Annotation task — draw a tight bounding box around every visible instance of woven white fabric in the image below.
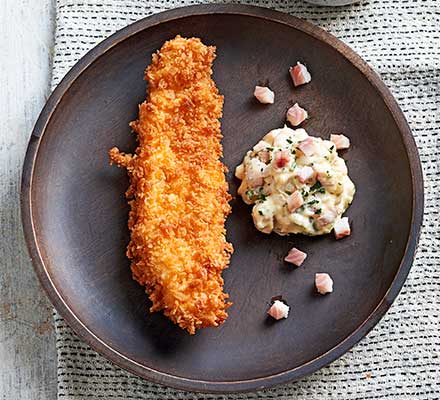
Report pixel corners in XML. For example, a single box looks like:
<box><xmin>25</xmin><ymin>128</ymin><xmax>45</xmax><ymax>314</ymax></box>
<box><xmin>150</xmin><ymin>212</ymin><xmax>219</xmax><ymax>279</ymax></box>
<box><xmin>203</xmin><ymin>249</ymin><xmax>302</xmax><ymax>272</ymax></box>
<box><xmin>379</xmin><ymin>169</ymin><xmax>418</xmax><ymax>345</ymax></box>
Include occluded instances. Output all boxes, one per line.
<box><xmin>51</xmin><ymin>0</ymin><xmax>440</xmax><ymax>399</ymax></box>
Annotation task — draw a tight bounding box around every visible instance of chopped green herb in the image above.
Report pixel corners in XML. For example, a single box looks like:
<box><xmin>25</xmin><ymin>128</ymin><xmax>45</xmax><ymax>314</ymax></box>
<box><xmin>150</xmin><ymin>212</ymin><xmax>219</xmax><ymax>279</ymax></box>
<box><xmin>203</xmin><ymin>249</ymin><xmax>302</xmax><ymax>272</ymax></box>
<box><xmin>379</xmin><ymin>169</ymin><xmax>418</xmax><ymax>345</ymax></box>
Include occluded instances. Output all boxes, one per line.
<box><xmin>246</xmin><ymin>188</ymin><xmax>267</xmax><ymax>202</ymax></box>
<box><xmin>315</xmin><ymin>208</ymin><xmax>322</xmax><ymax>215</ymax></box>
<box><xmin>245</xmin><ymin>189</ymin><xmax>254</xmax><ymax>198</ymax></box>
<box><xmin>301</xmin><ymin>189</ymin><xmax>309</xmax><ymax>198</ymax></box>
<box><xmin>285</xmin><ymin>190</ymin><xmax>293</xmax><ymax>195</ymax></box>
<box><xmin>310</xmin><ymin>181</ymin><xmax>322</xmax><ymax>191</ymax></box>
<box><xmin>258</xmin><ymin>193</ymin><xmax>268</xmax><ymax>201</ymax></box>
<box><xmin>324</xmin><ymin>156</ymin><xmax>330</xmax><ymax>161</ymax></box>
<box><xmin>286</xmin><ymin>138</ymin><xmax>293</xmax><ymax>144</ymax></box>
<box><xmin>307</xmin><ymin>200</ymin><xmax>319</xmax><ymax>206</ymax></box>
<box><xmin>326</xmin><ymin>171</ymin><xmax>332</xmax><ymax>178</ymax></box>
<box><xmin>309</xmin><ymin>182</ymin><xmax>326</xmax><ymax>195</ymax></box>
<box><xmin>258</xmin><ymin>210</ymin><xmax>264</xmax><ymax>216</ymax></box>
<box><xmin>338</xmin><ymin>182</ymin><xmax>342</xmax><ymax>186</ymax></box>
<box><xmin>329</xmin><ymin>145</ymin><xmax>335</xmax><ymax>152</ymax></box>
<box><xmin>266</xmin><ymin>147</ymin><xmax>274</xmax><ymax>151</ymax></box>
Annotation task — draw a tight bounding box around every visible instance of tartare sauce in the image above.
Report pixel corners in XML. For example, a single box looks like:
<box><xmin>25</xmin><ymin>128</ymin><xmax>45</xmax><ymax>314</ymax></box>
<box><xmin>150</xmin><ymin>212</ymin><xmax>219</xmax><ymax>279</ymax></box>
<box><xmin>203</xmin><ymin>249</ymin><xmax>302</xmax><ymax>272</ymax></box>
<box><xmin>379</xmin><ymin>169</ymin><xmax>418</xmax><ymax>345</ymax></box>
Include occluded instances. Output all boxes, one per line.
<box><xmin>235</xmin><ymin>126</ymin><xmax>355</xmax><ymax>236</ymax></box>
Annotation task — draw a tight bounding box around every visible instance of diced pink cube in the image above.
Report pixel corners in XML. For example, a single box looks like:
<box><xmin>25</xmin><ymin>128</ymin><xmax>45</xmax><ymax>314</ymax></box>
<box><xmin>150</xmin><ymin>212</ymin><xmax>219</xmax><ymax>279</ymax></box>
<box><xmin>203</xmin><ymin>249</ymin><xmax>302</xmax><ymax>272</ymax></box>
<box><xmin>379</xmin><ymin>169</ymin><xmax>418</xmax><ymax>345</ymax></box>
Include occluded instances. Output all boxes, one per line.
<box><xmin>287</xmin><ymin>191</ymin><xmax>304</xmax><ymax>213</ymax></box>
<box><xmin>330</xmin><ymin>134</ymin><xmax>350</xmax><ymax>150</ymax></box>
<box><xmin>258</xmin><ymin>150</ymin><xmax>271</xmax><ymax>163</ymax></box>
<box><xmin>254</xmin><ymin>86</ymin><xmax>275</xmax><ymax>104</ymax></box>
<box><xmin>315</xmin><ymin>273</ymin><xmax>333</xmax><ymax>295</ymax></box>
<box><xmin>298</xmin><ymin>137</ymin><xmax>315</xmax><ymax>156</ymax></box>
<box><xmin>284</xmin><ymin>247</ymin><xmax>307</xmax><ymax>267</ymax></box>
<box><xmin>289</xmin><ymin>62</ymin><xmax>312</xmax><ymax>87</ymax></box>
<box><xmin>296</xmin><ymin>166</ymin><xmax>315</xmax><ymax>183</ymax></box>
<box><xmin>286</xmin><ymin>103</ymin><xmax>308</xmax><ymax>127</ymax></box>
<box><xmin>315</xmin><ymin>210</ymin><xmax>337</xmax><ymax>229</ymax></box>
<box><xmin>267</xmin><ymin>300</ymin><xmax>290</xmax><ymax>320</ymax></box>
<box><xmin>334</xmin><ymin>217</ymin><xmax>351</xmax><ymax>239</ymax></box>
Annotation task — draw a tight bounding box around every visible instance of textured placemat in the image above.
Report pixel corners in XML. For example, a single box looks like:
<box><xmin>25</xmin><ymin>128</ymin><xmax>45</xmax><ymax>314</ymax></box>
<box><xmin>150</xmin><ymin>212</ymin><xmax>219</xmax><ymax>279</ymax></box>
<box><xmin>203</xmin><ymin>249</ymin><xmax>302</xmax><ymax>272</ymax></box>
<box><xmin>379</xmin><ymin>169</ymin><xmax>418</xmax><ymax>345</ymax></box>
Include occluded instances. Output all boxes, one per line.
<box><xmin>51</xmin><ymin>1</ymin><xmax>440</xmax><ymax>398</ymax></box>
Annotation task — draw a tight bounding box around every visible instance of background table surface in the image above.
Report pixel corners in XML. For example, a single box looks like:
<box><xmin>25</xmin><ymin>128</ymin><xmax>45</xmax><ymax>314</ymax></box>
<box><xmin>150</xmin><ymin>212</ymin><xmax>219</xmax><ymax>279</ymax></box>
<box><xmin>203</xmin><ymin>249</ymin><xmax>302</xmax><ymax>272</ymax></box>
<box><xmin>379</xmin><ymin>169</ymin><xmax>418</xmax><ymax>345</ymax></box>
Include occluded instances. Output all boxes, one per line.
<box><xmin>1</xmin><ymin>1</ymin><xmax>438</xmax><ymax>399</ymax></box>
<box><xmin>0</xmin><ymin>1</ymin><xmax>57</xmax><ymax>399</ymax></box>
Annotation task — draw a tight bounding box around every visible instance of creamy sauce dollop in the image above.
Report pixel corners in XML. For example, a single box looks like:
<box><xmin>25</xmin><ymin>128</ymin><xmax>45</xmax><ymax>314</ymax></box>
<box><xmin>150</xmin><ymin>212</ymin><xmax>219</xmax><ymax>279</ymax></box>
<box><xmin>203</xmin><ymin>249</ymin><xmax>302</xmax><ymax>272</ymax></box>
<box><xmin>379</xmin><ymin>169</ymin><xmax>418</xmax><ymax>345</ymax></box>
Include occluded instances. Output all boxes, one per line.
<box><xmin>235</xmin><ymin>127</ymin><xmax>355</xmax><ymax>236</ymax></box>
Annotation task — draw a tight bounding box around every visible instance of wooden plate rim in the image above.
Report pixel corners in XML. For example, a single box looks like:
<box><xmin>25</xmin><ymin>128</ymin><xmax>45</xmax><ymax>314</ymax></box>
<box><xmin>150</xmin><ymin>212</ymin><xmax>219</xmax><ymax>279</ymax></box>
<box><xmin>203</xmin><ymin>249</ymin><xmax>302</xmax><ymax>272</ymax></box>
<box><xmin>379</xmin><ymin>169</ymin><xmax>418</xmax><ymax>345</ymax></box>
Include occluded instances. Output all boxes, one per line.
<box><xmin>20</xmin><ymin>4</ymin><xmax>424</xmax><ymax>393</ymax></box>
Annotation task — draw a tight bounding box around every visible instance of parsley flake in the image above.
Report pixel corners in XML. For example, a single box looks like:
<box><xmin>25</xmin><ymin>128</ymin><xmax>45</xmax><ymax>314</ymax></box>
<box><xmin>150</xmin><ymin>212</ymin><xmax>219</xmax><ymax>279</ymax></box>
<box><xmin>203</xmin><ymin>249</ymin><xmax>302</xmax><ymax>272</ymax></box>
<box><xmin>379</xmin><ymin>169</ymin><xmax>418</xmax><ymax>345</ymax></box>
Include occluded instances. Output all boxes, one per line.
<box><xmin>246</xmin><ymin>188</ymin><xmax>267</xmax><ymax>202</ymax></box>
<box><xmin>245</xmin><ymin>189</ymin><xmax>254</xmax><ymax>198</ymax></box>
<box><xmin>258</xmin><ymin>193</ymin><xmax>268</xmax><ymax>201</ymax></box>
<box><xmin>310</xmin><ymin>182</ymin><xmax>326</xmax><ymax>195</ymax></box>
<box><xmin>310</xmin><ymin>181</ymin><xmax>322</xmax><ymax>191</ymax></box>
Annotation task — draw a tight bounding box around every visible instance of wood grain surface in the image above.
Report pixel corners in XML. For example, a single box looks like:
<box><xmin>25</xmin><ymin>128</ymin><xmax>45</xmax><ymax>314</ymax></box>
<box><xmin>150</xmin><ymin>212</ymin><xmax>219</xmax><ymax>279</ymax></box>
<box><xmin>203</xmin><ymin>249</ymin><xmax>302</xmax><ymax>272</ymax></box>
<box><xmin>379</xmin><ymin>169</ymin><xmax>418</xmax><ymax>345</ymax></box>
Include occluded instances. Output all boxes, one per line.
<box><xmin>0</xmin><ymin>1</ymin><xmax>57</xmax><ymax>399</ymax></box>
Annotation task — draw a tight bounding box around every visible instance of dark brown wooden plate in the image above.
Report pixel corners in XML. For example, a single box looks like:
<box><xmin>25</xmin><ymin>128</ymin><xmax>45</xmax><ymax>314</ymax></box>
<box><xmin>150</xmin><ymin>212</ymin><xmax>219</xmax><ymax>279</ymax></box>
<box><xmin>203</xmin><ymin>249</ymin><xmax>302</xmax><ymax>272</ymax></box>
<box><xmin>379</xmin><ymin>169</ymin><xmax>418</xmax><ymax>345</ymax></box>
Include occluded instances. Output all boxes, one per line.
<box><xmin>21</xmin><ymin>4</ymin><xmax>423</xmax><ymax>393</ymax></box>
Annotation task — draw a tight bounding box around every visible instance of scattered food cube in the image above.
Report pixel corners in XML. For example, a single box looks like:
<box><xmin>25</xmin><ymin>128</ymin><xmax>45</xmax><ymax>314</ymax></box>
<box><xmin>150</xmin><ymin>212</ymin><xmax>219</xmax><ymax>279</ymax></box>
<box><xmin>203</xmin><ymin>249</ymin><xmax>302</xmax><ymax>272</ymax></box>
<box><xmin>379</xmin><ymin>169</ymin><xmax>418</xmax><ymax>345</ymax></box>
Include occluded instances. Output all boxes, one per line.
<box><xmin>287</xmin><ymin>191</ymin><xmax>304</xmax><ymax>213</ymax></box>
<box><xmin>295</xmin><ymin>165</ymin><xmax>315</xmax><ymax>183</ymax></box>
<box><xmin>254</xmin><ymin>86</ymin><xmax>275</xmax><ymax>104</ymax></box>
<box><xmin>253</xmin><ymin>140</ymin><xmax>272</xmax><ymax>163</ymax></box>
<box><xmin>267</xmin><ymin>300</ymin><xmax>290</xmax><ymax>320</ymax></box>
<box><xmin>298</xmin><ymin>137</ymin><xmax>315</xmax><ymax>156</ymax></box>
<box><xmin>289</xmin><ymin>62</ymin><xmax>312</xmax><ymax>87</ymax></box>
<box><xmin>334</xmin><ymin>217</ymin><xmax>351</xmax><ymax>239</ymax></box>
<box><xmin>284</xmin><ymin>247</ymin><xmax>307</xmax><ymax>266</ymax></box>
<box><xmin>330</xmin><ymin>134</ymin><xmax>350</xmax><ymax>150</ymax></box>
<box><xmin>315</xmin><ymin>273</ymin><xmax>333</xmax><ymax>295</ymax></box>
<box><xmin>258</xmin><ymin>150</ymin><xmax>271</xmax><ymax>163</ymax></box>
<box><xmin>286</xmin><ymin>103</ymin><xmax>308</xmax><ymax>126</ymax></box>
<box><xmin>315</xmin><ymin>210</ymin><xmax>337</xmax><ymax>229</ymax></box>
<box><xmin>245</xmin><ymin>158</ymin><xmax>268</xmax><ymax>187</ymax></box>
<box><xmin>253</xmin><ymin>140</ymin><xmax>270</xmax><ymax>152</ymax></box>
<box><xmin>235</xmin><ymin>164</ymin><xmax>245</xmax><ymax>180</ymax></box>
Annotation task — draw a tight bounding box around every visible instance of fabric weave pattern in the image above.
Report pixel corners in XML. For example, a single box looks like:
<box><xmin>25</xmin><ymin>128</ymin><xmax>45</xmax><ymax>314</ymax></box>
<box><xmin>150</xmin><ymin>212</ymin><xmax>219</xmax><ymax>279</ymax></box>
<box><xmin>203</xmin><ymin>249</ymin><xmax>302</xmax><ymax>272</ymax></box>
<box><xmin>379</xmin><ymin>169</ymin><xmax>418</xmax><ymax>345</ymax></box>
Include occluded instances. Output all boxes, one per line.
<box><xmin>52</xmin><ymin>1</ymin><xmax>440</xmax><ymax>398</ymax></box>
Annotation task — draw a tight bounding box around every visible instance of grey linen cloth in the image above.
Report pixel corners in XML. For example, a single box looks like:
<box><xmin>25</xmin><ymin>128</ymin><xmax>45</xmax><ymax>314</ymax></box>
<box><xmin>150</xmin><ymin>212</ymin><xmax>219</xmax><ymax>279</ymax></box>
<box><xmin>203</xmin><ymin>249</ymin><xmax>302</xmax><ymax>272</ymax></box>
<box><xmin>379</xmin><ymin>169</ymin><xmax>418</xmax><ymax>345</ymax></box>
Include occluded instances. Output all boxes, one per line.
<box><xmin>51</xmin><ymin>0</ymin><xmax>440</xmax><ymax>398</ymax></box>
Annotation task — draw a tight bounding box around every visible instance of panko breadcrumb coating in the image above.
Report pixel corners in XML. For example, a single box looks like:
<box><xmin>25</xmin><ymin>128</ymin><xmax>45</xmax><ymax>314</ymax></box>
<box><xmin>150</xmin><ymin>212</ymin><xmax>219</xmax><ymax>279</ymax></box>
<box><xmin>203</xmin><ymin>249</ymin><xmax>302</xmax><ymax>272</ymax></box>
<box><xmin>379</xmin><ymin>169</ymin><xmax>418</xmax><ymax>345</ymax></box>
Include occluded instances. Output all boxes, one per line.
<box><xmin>109</xmin><ymin>36</ymin><xmax>233</xmax><ymax>334</ymax></box>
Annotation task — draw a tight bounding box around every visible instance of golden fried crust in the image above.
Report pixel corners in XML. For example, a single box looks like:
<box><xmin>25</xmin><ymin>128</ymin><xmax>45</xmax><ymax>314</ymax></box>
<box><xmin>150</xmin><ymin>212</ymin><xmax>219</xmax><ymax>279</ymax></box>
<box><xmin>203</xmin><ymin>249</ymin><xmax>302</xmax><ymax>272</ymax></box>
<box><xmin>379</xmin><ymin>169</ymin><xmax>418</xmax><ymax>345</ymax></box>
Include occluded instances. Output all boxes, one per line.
<box><xmin>109</xmin><ymin>36</ymin><xmax>233</xmax><ymax>334</ymax></box>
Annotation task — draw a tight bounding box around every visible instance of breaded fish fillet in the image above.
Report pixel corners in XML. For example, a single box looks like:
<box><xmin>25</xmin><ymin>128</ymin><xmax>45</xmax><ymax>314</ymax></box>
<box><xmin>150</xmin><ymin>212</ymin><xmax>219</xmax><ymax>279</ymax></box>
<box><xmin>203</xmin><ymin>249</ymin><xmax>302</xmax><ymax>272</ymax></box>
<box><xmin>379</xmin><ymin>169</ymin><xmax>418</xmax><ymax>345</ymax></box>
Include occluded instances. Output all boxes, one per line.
<box><xmin>109</xmin><ymin>36</ymin><xmax>233</xmax><ymax>334</ymax></box>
